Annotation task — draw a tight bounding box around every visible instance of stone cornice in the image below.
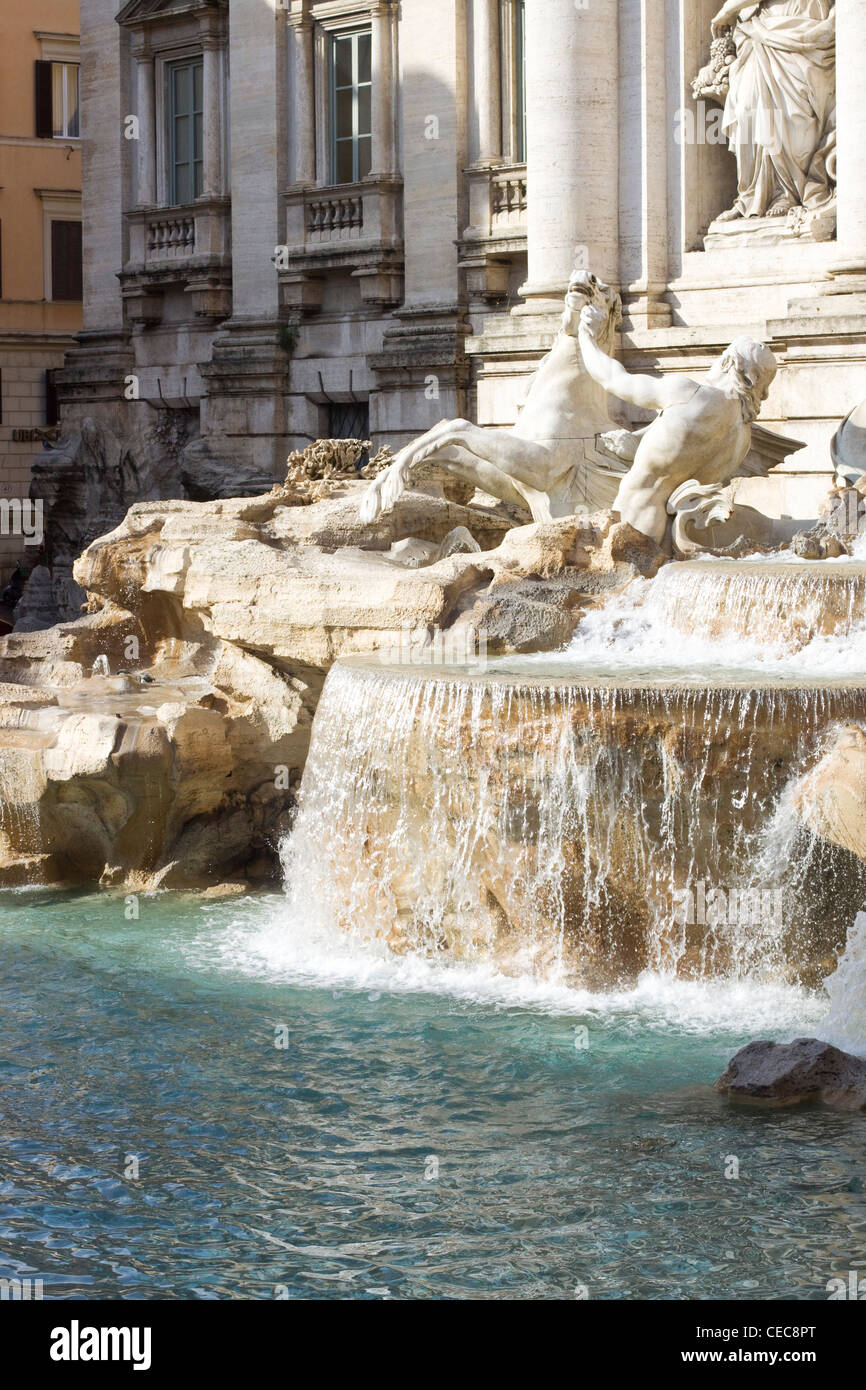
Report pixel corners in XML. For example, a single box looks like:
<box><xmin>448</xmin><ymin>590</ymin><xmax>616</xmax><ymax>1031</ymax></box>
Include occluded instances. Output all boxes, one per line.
<box><xmin>116</xmin><ymin>0</ymin><xmax>226</xmax><ymax>29</ymax></box>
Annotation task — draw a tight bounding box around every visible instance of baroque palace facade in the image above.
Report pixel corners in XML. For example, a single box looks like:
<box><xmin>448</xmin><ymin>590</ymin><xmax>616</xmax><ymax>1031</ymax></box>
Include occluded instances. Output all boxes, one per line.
<box><xmin>49</xmin><ymin>0</ymin><xmax>866</xmax><ymax>546</ymax></box>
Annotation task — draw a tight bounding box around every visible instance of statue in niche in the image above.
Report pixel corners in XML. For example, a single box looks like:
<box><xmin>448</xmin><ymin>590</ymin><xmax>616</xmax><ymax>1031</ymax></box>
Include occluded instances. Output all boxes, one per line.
<box><xmin>696</xmin><ymin>1</ymin><xmax>836</xmax><ymax>230</ymax></box>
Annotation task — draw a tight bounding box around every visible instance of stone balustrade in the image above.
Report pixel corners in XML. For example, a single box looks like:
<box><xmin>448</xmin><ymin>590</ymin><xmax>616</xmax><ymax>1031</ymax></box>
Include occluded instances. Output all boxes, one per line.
<box><xmin>306</xmin><ymin>192</ymin><xmax>364</xmax><ymax>240</ymax></box>
<box><xmin>280</xmin><ymin>177</ymin><xmax>404</xmax><ymax>313</ymax></box>
<box><xmin>145</xmin><ymin>215</ymin><xmax>196</xmax><ymax>259</ymax></box>
<box><xmin>120</xmin><ymin>197</ymin><xmax>232</xmax><ymax>323</ymax></box>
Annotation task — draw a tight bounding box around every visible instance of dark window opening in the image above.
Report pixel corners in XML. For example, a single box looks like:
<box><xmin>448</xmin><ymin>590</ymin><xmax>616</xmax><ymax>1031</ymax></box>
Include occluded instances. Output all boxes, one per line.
<box><xmin>50</xmin><ymin>220</ymin><xmax>83</xmax><ymax>301</ymax></box>
<box><xmin>45</xmin><ymin>370</ymin><xmax>59</xmax><ymax>426</ymax></box>
<box><xmin>328</xmin><ymin>401</ymin><xmax>370</xmax><ymax>444</ymax></box>
<box><xmin>168</xmin><ymin>58</ymin><xmax>204</xmax><ymax>205</ymax></box>
<box><xmin>35</xmin><ymin>60</ymin><xmax>80</xmax><ymax>139</ymax></box>
<box><xmin>515</xmin><ymin>0</ymin><xmax>526</xmax><ymax>164</ymax></box>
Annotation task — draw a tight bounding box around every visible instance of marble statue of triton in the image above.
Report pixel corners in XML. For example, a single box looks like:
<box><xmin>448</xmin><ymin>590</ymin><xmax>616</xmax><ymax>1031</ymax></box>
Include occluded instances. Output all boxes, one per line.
<box><xmin>360</xmin><ymin>270</ymin><xmax>629</xmax><ymax>525</ymax></box>
<box><xmin>711</xmin><ymin>0</ymin><xmax>836</xmax><ymax>221</ymax></box>
<box><xmin>577</xmin><ymin>304</ymin><xmax>778</xmax><ymax>544</ymax></box>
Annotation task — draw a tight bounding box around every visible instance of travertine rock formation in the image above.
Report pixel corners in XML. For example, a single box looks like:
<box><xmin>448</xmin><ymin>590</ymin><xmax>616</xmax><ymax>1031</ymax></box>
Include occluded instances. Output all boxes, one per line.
<box><xmin>792</xmin><ymin>723</ymin><xmax>866</xmax><ymax>864</ymax></box>
<box><xmin>0</xmin><ymin>485</ymin><xmax>657</xmax><ymax>889</ymax></box>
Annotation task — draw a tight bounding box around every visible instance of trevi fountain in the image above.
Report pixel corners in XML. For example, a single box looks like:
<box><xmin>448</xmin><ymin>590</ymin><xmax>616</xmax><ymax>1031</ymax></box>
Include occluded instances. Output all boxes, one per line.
<box><xmin>3</xmin><ymin>0</ymin><xmax>866</xmax><ymax>1309</ymax></box>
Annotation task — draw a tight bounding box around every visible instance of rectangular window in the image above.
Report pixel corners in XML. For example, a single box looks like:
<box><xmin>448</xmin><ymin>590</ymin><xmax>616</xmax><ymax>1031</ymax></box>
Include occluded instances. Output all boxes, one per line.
<box><xmin>168</xmin><ymin>58</ymin><xmax>204</xmax><ymax>206</ymax></box>
<box><xmin>52</xmin><ymin>62</ymin><xmax>80</xmax><ymax>139</ymax></box>
<box><xmin>45</xmin><ymin>370</ymin><xmax>59</xmax><ymax>427</ymax></box>
<box><xmin>36</xmin><ymin>61</ymin><xmax>80</xmax><ymax>139</ymax></box>
<box><xmin>328</xmin><ymin>401</ymin><xmax>369</xmax><ymax>443</ymax></box>
<box><xmin>330</xmin><ymin>30</ymin><xmax>372</xmax><ymax>185</ymax></box>
<box><xmin>50</xmin><ymin>220</ymin><xmax>83</xmax><ymax>301</ymax></box>
<box><xmin>515</xmin><ymin>0</ymin><xmax>526</xmax><ymax>164</ymax></box>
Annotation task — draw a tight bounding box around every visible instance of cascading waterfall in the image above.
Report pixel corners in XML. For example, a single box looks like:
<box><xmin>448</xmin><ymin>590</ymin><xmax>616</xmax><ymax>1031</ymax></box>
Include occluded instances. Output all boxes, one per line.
<box><xmin>283</xmin><ymin>654</ymin><xmax>866</xmax><ymax>989</ymax></box>
<box><xmin>637</xmin><ymin>559</ymin><xmax>866</xmax><ymax>649</ymax></box>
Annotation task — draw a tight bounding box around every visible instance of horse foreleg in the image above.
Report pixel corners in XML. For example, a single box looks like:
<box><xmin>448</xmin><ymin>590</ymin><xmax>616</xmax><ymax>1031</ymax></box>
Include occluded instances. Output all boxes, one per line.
<box><xmin>360</xmin><ymin>418</ymin><xmax>472</xmax><ymax>522</ymax></box>
<box><xmin>413</xmin><ymin>444</ymin><xmax>529</xmax><ymax>511</ymax></box>
<box><xmin>361</xmin><ymin>420</ymin><xmax>555</xmax><ymax>523</ymax></box>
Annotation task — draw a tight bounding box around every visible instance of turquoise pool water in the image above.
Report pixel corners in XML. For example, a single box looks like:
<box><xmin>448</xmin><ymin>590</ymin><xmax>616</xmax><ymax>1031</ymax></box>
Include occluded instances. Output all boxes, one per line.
<box><xmin>0</xmin><ymin>888</ymin><xmax>862</xmax><ymax>1301</ymax></box>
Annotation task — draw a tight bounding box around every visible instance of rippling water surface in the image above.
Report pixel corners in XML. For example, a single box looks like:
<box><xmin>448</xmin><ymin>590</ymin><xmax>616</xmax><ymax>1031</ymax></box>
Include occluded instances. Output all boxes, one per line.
<box><xmin>0</xmin><ymin>889</ymin><xmax>863</xmax><ymax>1301</ymax></box>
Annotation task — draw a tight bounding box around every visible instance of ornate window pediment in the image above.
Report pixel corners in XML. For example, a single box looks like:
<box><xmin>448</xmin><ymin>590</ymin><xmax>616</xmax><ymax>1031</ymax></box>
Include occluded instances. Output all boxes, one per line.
<box><xmin>116</xmin><ymin>0</ymin><xmax>225</xmax><ymax>26</ymax></box>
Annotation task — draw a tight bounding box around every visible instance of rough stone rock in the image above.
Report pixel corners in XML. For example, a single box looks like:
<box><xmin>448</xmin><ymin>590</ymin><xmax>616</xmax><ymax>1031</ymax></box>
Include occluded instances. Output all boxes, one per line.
<box><xmin>0</xmin><ymin>484</ymin><xmax>668</xmax><ymax>888</ymax></box>
<box><xmin>716</xmin><ymin>1038</ymin><xmax>866</xmax><ymax>1111</ymax></box>
<box><xmin>792</xmin><ymin>724</ymin><xmax>866</xmax><ymax>864</ymax></box>
<box><xmin>486</xmin><ymin>514</ymin><xmax>663</xmax><ymax>583</ymax></box>
<box><xmin>16</xmin><ymin>416</ymin><xmax>192</xmax><ymax>631</ymax></box>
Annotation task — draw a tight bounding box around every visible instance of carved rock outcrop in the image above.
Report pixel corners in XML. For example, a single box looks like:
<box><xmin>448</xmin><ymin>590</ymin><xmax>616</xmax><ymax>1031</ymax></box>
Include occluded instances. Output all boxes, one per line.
<box><xmin>0</xmin><ymin>484</ymin><xmax>660</xmax><ymax>888</ymax></box>
<box><xmin>791</xmin><ymin>724</ymin><xmax>866</xmax><ymax>864</ymax></box>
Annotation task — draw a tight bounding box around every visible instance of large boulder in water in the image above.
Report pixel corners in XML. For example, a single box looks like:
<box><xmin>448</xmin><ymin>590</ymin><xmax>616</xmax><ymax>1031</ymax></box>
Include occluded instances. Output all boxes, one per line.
<box><xmin>716</xmin><ymin>1038</ymin><xmax>866</xmax><ymax>1111</ymax></box>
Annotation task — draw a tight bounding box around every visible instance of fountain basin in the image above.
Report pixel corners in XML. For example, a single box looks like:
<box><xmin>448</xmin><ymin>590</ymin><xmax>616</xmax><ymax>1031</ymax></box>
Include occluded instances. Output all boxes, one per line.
<box><xmin>285</xmin><ymin>655</ymin><xmax>866</xmax><ymax>988</ymax></box>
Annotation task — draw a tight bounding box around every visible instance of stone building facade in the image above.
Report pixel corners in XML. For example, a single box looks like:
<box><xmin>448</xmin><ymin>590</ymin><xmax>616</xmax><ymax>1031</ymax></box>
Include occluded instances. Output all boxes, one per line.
<box><xmin>0</xmin><ymin>0</ymin><xmax>82</xmax><ymax>585</ymax></box>
<box><xmin>46</xmin><ymin>0</ymin><xmax>866</xmax><ymax>580</ymax></box>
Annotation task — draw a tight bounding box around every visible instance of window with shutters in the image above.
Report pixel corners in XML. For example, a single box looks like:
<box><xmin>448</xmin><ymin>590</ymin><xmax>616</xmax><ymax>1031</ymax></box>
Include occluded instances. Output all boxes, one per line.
<box><xmin>50</xmin><ymin>221</ymin><xmax>83</xmax><ymax>301</ymax></box>
<box><xmin>329</xmin><ymin>30</ymin><xmax>372</xmax><ymax>186</ymax></box>
<box><xmin>167</xmin><ymin>58</ymin><xmax>204</xmax><ymax>206</ymax></box>
<box><xmin>35</xmin><ymin>60</ymin><xmax>80</xmax><ymax>140</ymax></box>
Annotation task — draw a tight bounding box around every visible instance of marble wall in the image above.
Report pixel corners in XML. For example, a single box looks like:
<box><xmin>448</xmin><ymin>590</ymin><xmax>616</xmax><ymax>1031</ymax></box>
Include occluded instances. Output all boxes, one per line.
<box><xmin>55</xmin><ymin>0</ymin><xmax>865</xmax><ymax>521</ymax></box>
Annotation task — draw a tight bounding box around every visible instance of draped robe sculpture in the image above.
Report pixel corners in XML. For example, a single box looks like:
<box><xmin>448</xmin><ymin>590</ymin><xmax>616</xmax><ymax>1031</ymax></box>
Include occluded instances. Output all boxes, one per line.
<box><xmin>703</xmin><ymin>0</ymin><xmax>836</xmax><ymax>223</ymax></box>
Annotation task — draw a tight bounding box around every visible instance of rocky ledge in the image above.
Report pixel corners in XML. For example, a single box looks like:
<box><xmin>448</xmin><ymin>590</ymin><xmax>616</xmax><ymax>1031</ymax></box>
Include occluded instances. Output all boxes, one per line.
<box><xmin>716</xmin><ymin>1037</ymin><xmax>866</xmax><ymax>1111</ymax></box>
<box><xmin>0</xmin><ymin>477</ymin><xmax>662</xmax><ymax>891</ymax></box>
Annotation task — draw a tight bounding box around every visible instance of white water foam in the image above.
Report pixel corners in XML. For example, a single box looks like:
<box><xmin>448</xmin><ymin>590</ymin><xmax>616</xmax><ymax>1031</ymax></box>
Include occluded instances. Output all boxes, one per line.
<box><xmin>545</xmin><ymin>563</ymin><xmax>866</xmax><ymax>683</ymax></box>
<box><xmin>228</xmin><ymin>554</ymin><xmax>866</xmax><ymax>1044</ymax></box>
<box><xmin>193</xmin><ymin>894</ymin><xmax>826</xmax><ymax>1040</ymax></box>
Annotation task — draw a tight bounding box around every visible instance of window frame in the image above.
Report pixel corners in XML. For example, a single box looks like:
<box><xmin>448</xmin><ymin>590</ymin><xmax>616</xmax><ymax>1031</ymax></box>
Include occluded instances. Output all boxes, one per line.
<box><xmin>37</xmin><ymin>190</ymin><xmax>82</xmax><ymax>303</ymax></box>
<box><xmin>51</xmin><ymin>61</ymin><xmax>81</xmax><ymax>140</ymax></box>
<box><xmin>500</xmin><ymin>0</ymin><xmax>527</xmax><ymax>166</ymax></box>
<box><xmin>49</xmin><ymin>219</ymin><xmax>83</xmax><ymax>302</ymax></box>
<box><xmin>328</xmin><ymin>27</ymin><xmax>373</xmax><ymax>186</ymax></box>
<box><xmin>34</xmin><ymin>33</ymin><xmax>81</xmax><ymax>142</ymax></box>
<box><xmin>166</xmin><ymin>54</ymin><xmax>205</xmax><ymax>207</ymax></box>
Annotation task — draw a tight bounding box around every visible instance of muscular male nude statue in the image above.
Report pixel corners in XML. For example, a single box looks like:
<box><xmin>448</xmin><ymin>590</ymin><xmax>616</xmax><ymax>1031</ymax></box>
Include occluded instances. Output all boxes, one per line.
<box><xmin>577</xmin><ymin>303</ymin><xmax>778</xmax><ymax>544</ymax></box>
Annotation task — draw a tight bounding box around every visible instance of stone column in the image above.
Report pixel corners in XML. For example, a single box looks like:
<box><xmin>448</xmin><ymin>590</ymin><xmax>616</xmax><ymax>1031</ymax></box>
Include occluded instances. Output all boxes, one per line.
<box><xmin>618</xmin><ymin>0</ymin><xmax>670</xmax><ymax>329</ymax></box>
<box><xmin>202</xmin><ymin>39</ymin><xmax>222</xmax><ymax>198</ymax></box>
<box><xmin>227</xmin><ymin>0</ymin><xmax>281</xmax><ymax>318</ymax></box>
<box><xmin>832</xmin><ymin>0</ymin><xmax>866</xmax><ymax>292</ymax></box>
<box><xmin>370</xmin><ymin>2</ymin><xmax>395</xmax><ymax>178</ymax></box>
<box><xmin>202</xmin><ymin>0</ymin><xmax>290</xmax><ymax>483</ymax></box>
<box><xmin>289</xmin><ymin>12</ymin><xmax>316</xmax><ymax>185</ymax></box>
<box><xmin>471</xmin><ymin>0</ymin><xmax>502</xmax><ymax>167</ymax></box>
<box><xmin>133</xmin><ymin>43</ymin><xmax>156</xmax><ymax>207</ymax></box>
<box><xmin>519</xmin><ymin>0</ymin><xmax>619</xmax><ymax>311</ymax></box>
